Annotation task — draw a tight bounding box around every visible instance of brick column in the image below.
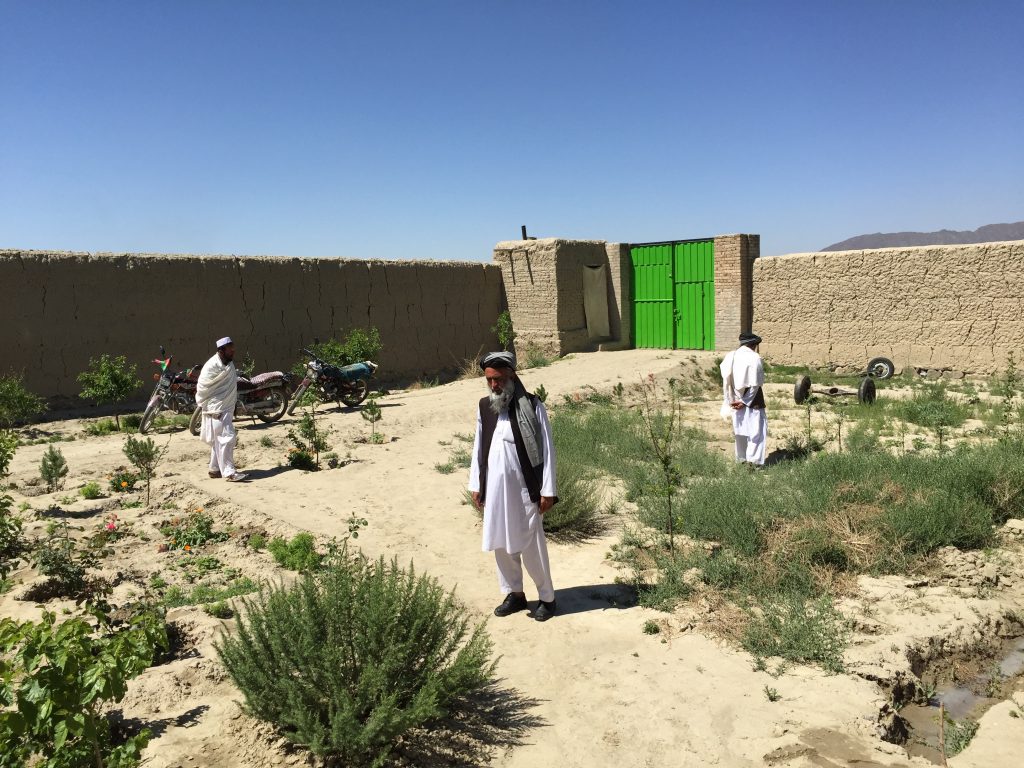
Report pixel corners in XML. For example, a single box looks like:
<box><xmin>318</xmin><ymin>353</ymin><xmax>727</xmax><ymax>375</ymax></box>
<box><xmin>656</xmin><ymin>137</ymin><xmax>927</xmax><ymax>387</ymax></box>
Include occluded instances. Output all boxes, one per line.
<box><xmin>604</xmin><ymin>242</ymin><xmax>632</xmax><ymax>347</ymax></box>
<box><xmin>713</xmin><ymin>234</ymin><xmax>759</xmax><ymax>351</ymax></box>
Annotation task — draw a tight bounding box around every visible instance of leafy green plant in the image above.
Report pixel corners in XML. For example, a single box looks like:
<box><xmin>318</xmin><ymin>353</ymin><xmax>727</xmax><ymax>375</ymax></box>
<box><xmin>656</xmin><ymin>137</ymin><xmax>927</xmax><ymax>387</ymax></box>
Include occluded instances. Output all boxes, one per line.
<box><xmin>0</xmin><ymin>372</ymin><xmax>45</xmax><ymax>428</ymax></box>
<box><xmin>31</xmin><ymin>521</ymin><xmax>99</xmax><ymax>597</ymax></box>
<box><xmin>216</xmin><ymin>550</ymin><xmax>495</xmax><ymax>768</ymax></box>
<box><xmin>204</xmin><ymin>600</ymin><xmax>234</xmax><ymax>619</ymax></box>
<box><xmin>161</xmin><ymin>509</ymin><xmax>227</xmax><ymax>550</ymax></box>
<box><xmin>122</xmin><ymin>434</ymin><xmax>167</xmax><ymax>507</ymax></box>
<box><xmin>522</xmin><ymin>343</ymin><xmax>552</xmax><ymax>369</ymax></box>
<box><xmin>0</xmin><ymin>605</ymin><xmax>167</xmax><ymax>767</ymax></box>
<box><xmin>84</xmin><ymin>418</ymin><xmax>119</xmax><ymax>437</ymax></box>
<box><xmin>361</xmin><ymin>396</ymin><xmax>382</xmax><ymax>443</ymax></box>
<box><xmin>288</xmin><ymin>404</ymin><xmax>331</xmax><ymax>470</ymax></box>
<box><xmin>299</xmin><ymin>327</ymin><xmax>383</xmax><ymax>374</ymax></box>
<box><xmin>642</xmin><ymin>620</ymin><xmax>660</xmax><ymax>635</ymax></box>
<box><xmin>0</xmin><ymin>429</ymin><xmax>17</xmax><ymax>478</ymax></box>
<box><xmin>267</xmin><ymin>532</ymin><xmax>322</xmax><ymax>572</ymax></box>
<box><xmin>80</xmin><ymin>481</ymin><xmax>103</xmax><ymax>500</ymax></box>
<box><xmin>259</xmin><ymin>435</ymin><xmax>274</xmax><ymax>448</ymax></box>
<box><xmin>39</xmin><ymin>445</ymin><xmax>69</xmax><ymax>492</ymax></box>
<box><xmin>491</xmin><ymin>310</ymin><xmax>516</xmax><ymax>350</ymax></box>
<box><xmin>638</xmin><ymin>375</ymin><xmax>683</xmax><ymax>554</ymax></box>
<box><xmin>0</xmin><ymin>433</ymin><xmax>23</xmax><ymax>581</ymax></box>
<box><xmin>76</xmin><ymin>354</ymin><xmax>142</xmax><ymax>430</ymax></box>
<box><xmin>764</xmin><ymin>685</ymin><xmax>781</xmax><ymax>702</ymax></box>
<box><xmin>534</xmin><ymin>383</ymin><xmax>548</xmax><ymax>404</ymax></box>
<box><xmin>163</xmin><ymin>577</ymin><xmax>259</xmax><ymax>607</ymax></box>
<box><xmin>109</xmin><ymin>469</ymin><xmax>139</xmax><ymax>493</ymax></box>
<box><xmin>247</xmin><ymin>532</ymin><xmax>267</xmax><ymax>550</ymax></box>
<box><xmin>944</xmin><ymin>712</ymin><xmax>979</xmax><ymax>757</ymax></box>
<box><xmin>742</xmin><ymin>594</ymin><xmax>847</xmax><ymax>674</ymax></box>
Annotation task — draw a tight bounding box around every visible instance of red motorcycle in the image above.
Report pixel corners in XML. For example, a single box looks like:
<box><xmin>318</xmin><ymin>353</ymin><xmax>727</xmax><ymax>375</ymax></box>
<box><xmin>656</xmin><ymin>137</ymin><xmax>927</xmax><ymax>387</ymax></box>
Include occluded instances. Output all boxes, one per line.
<box><xmin>188</xmin><ymin>370</ymin><xmax>291</xmax><ymax>436</ymax></box>
<box><xmin>139</xmin><ymin>346</ymin><xmax>200</xmax><ymax>434</ymax></box>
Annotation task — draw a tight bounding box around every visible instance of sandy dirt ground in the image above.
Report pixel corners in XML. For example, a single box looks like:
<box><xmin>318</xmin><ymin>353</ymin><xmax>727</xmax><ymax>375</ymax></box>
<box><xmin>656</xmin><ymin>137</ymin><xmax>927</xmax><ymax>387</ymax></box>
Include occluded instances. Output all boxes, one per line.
<box><xmin>4</xmin><ymin>348</ymin><xmax>1024</xmax><ymax>767</ymax></box>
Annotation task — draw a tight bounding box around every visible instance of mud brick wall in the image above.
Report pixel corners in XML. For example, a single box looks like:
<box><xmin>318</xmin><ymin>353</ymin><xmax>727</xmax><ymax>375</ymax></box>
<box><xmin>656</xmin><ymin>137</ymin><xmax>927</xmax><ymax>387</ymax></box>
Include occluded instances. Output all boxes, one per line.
<box><xmin>493</xmin><ymin>238</ymin><xmax>627</xmax><ymax>357</ymax></box>
<box><xmin>0</xmin><ymin>249</ymin><xmax>503</xmax><ymax>408</ymax></box>
<box><xmin>752</xmin><ymin>240</ymin><xmax>1024</xmax><ymax>374</ymax></box>
<box><xmin>714</xmin><ymin>234</ymin><xmax>760</xmax><ymax>351</ymax></box>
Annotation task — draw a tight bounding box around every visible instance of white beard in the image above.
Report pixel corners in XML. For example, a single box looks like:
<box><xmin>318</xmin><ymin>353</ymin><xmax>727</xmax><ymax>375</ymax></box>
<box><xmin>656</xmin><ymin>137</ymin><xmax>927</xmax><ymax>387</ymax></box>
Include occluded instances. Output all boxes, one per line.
<box><xmin>488</xmin><ymin>387</ymin><xmax>514</xmax><ymax>415</ymax></box>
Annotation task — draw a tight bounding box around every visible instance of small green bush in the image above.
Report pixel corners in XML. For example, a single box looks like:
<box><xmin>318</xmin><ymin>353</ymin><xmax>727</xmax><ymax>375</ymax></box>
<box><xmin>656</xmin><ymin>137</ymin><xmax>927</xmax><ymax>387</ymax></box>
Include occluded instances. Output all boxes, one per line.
<box><xmin>123</xmin><ymin>434</ymin><xmax>166</xmax><ymax>506</ymax></box>
<box><xmin>742</xmin><ymin>594</ymin><xmax>848</xmax><ymax>674</ymax></box>
<box><xmin>85</xmin><ymin>418</ymin><xmax>119</xmax><ymax>437</ymax></box>
<box><xmin>39</xmin><ymin>445</ymin><xmax>69</xmax><ymax>492</ymax></box>
<box><xmin>80</xmin><ymin>481</ymin><xmax>103</xmax><ymax>500</ymax></box>
<box><xmin>267</xmin><ymin>532</ymin><xmax>322</xmax><ymax>572</ymax></box>
<box><xmin>0</xmin><ymin>372</ymin><xmax>45</xmax><ymax>428</ymax></box>
<box><xmin>109</xmin><ymin>470</ymin><xmax>139</xmax><ymax>493</ymax></box>
<box><xmin>161</xmin><ymin>510</ymin><xmax>227</xmax><ymax>550</ymax></box>
<box><xmin>163</xmin><ymin>577</ymin><xmax>259</xmax><ymax>607</ymax></box>
<box><xmin>247</xmin><ymin>532</ymin><xmax>267</xmax><ymax>550</ymax></box>
<box><xmin>204</xmin><ymin>600</ymin><xmax>234</xmax><ymax>619</ymax></box>
<box><xmin>77</xmin><ymin>354</ymin><xmax>142</xmax><ymax>430</ymax></box>
<box><xmin>32</xmin><ymin>521</ymin><xmax>98</xmax><ymax>596</ymax></box>
<box><xmin>216</xmin><ymin>552</ymin><xmax>494</xmax><ymax>767</ymax></box>
<box><xmin>490</xmin><ymin>310</ymin><xmax>516</xmax><ymax>350</ymax></box>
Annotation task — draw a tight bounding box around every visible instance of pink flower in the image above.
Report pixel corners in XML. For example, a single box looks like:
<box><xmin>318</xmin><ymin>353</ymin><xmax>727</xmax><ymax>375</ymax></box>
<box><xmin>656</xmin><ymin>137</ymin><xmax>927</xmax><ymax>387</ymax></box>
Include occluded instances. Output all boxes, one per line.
<box><xmin>106</xmin><ymin>522</ymin><xmax>117</xmax><ymax>531</ymax></box>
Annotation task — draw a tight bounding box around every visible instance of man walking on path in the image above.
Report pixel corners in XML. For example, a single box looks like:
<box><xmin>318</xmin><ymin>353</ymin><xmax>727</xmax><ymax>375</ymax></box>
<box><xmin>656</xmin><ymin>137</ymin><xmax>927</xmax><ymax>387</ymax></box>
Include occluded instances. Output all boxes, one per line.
<box><xmin>720</xmin><ymin>331</ymin><xmax>768</xmax><ymax>466</ymax></box>
<box><xmin>468</xmin><ymin>351</ymin><xmax>558</xmax><ymax>621</ymax></box>
<box><xmin>196</xmin><ymin>337</ymin><xmax>247</xmax><ymax>482</ymax></box>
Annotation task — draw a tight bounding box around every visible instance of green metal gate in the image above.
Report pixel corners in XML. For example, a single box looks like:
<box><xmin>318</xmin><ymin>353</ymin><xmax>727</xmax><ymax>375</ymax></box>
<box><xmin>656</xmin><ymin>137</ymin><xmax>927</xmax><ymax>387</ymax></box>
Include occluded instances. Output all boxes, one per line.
<box><xmin>631</xmin><ymin>239</ymin><xmax>715</xmax><ymax>350</ymax></box>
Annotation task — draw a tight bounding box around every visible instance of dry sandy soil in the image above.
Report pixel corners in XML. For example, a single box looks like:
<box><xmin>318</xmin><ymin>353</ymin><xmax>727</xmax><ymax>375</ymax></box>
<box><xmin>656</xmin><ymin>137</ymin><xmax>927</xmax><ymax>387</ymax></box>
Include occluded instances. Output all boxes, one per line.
<box><xmin>3</xmin><ymin>349</ymin><xmax>1024</xmax><ymax>768</ymax></box>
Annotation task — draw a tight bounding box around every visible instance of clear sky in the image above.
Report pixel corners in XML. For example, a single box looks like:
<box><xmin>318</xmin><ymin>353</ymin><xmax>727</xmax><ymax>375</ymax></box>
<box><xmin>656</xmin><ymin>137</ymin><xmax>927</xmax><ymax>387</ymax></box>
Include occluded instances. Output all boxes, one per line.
<box><xmin>2</xmin><ymin>1</ymin><xmax>1021</xmax><ymax>261</ymax></box>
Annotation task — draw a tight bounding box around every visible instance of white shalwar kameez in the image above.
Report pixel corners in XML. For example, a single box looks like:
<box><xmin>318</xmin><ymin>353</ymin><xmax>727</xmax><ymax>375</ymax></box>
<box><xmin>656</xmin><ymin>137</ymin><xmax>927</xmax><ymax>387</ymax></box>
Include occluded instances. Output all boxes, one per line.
<box><xmin>196</xmin><ymin>353</ymin><xmax>239</xmax><ymax>477</ymax></box>
<box><xmin>720</xmin><ymin>346</ymin><xmax>768</xmax><ymax>465</ymax></box>
<box><xmin>468</xmin><ymin>401</ymin><xmax>557</xmax><ymax>603</ymax></box>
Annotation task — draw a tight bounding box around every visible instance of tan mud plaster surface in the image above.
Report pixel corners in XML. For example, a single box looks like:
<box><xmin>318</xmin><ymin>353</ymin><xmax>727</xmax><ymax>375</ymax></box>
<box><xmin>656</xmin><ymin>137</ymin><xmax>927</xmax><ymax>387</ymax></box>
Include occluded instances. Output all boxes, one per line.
<box><xmin>4</xmin><ymin>349</ymin><xmax>1024</xmax><ymax>767</ymax></box>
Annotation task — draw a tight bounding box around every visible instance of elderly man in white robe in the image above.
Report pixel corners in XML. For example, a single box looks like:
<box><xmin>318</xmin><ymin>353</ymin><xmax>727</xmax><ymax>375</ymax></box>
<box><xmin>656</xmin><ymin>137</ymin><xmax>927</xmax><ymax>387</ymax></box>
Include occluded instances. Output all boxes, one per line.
<box><xmin>468</xmin><ymin>351</ymin><xmax>558</xmax><ymax>622</ymax></box>
<box><xmin>720</xmin><ymin>331</ymin><xmax>768</xmax><ymax>466</ymax></box>
<box><xmin>196</xmin><ymin>337</ymin><xmax>247</xmax><ymax>482</ymax></box>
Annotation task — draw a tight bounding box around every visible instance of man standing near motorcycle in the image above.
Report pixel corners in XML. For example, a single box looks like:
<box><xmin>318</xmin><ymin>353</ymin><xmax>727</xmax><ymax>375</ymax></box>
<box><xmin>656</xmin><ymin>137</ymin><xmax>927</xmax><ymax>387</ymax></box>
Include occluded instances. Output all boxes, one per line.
<box><xmin>196</xmin><ymin>337</ymin><xmax>247</xmax><ymax>482</ymax></box>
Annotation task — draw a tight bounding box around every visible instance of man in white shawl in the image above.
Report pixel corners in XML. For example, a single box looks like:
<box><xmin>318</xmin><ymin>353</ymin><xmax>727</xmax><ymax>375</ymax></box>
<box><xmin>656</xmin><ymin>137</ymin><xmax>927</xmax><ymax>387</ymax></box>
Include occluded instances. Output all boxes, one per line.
<box><xmin>468</xmin><ymin>351</ymin><xmax>558</xmax><ymax>622</ymax></box>
<box><xmin>720</xmin><ymin>331</ymin><xmax>768</xmax><ymax>466</ymax></box>
<box><xmin>196</xmin><ymin>337</ymin><xmax>247</xmax><ymax>482</ymax></box>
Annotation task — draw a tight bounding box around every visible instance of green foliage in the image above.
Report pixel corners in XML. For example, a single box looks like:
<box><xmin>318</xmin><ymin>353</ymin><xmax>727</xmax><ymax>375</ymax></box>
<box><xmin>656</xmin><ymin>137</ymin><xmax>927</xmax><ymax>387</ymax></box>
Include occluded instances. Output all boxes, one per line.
<box><xmin>0</xmin><ymin>498</ymin><xmax>23</xmax><ymax>582</ymax></box>
<box><xmin>642</xmin><ymin>620</ymin><xmax>660</xmax><ymax>635</ymax></box>
<box><xmin>161</xmin><ymin>510</ymin><xmax>227</xmax><ymax>550</ymax></box>
<box><xmin>534</xmin><ymin>383</ymin><xmax>548</xmax><ymax>404</ymax></box>
<box><xmin>288</xmin><ymin>406</ymin><xmax>331</xmax><ymax>470</ymax></box>
<box><xmin>944</xmin><ymin>713</ymin><xmax>979</xmax><ymax>756</ymax></box>
<box><xmin>0</xmin><ymin>605</ymin><xmax>167</xmax><ymax>768</ymax></box>
<box><xmin>79</xmin><ymin>481</ymin><xmax>103</xmax><ymax>500</ymax></box>
<box><xmin>258</xmin><ymin>435</ymin><xmax>274</xmax><ymax>448</ymax></box>
<box><xmin>267</xmin><ymin>532</ymin><xmax>322</xmax><ymax>572</ymax></box>
<box><xmin>764</xmin><ymin>685</ymin><xmax>781</xmax><ymax>702</ymax></box>
<box><xmin>76</xmin><ymin>355</ymin><xmax>142</xmax><ymax>429</ymax></box>
<box><xmin>216</xmin><ymin>551</ymin><xmax>495</xmax><ymax>767</ymax></box>
<box><xmin>163</xmin><ymin>577</ymin><xmax>259</xmax><ymax>608</ymax></box>
<box><xmin>204</xmin><ymin>601</ymin><xmax>234</xmax><ymax>619</ymax></box>
<box><xmin>247</xmin><ymin>532</ymin><xmax>267</xmax><ymax>550</ymax></box>
<box><xmin>31</xmin><ymin>521</ymin><xmax>99</xmax><ymax>597</ymax></box>
<box><xmin>39</xmin><ymin>445</ymin><xmax>69</xmax><ymax>492</ymax></box>
<box><xmin>303</xmin><ymin>327</ymin><xmax>383</xmax><ymax>371</ymax></box>
<box><xmin>0</xmin><ymin>429</ymin><xmax>18</xmax><ymax>478</ymax></box>
<box><xmin>361</xmin><ymin>396</ymin><xmax>382</xmax><ymax>442</ymax></box>
<box><xmin>122</xmin><ymin>434</ymin><xmax>167</xmax><ymax>507</ymax></box>
<box><xmin>0</xmin><ymin>373</ymin><xmax>45</xmax><ymax>428</ymax></box>
<box><xmin>491</xmin><ymin>310</ymin><xmax>516</xmax><ymax>350</ymax></box>
<box><xmin>85</xmin><ymin>418</ymin><xmax>119</xmax><ymax>437</ymax></box>
<box><xmin>109</xmin><ymin>470</ymin><xmax>139</xmax><ymax>493</ymax></box>
<box><xmin>522</xmin><ymin>343</ymin><xmax>552</xmax><ymax>369</ymax></box>
<box><xmin>742</xmin><ymin>594</ymin><xmax>848</xmax><ymax>674</ymax></box>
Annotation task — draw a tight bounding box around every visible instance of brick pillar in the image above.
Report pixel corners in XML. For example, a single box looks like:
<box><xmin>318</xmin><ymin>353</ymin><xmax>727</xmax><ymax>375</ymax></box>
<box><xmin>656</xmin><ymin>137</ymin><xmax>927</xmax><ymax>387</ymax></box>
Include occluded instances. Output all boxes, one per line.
<box><xmin>604</xmin><ymin>242</ymin><xmax>632</xmax><ymax>347</ymax></box>
<box><xmin>713</xmin><ymin>234</ymin><xmax>759</xmax><ymax>351</ymax></box>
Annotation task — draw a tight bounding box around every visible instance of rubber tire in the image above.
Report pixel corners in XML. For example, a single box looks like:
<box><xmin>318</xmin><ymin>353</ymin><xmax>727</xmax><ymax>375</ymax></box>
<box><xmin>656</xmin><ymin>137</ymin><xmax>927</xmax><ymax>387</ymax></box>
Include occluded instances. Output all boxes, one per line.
<box><xmin>866</xmin><ymin>357</ymin><xmax>895</xmax><ymax>380</ymax></box>
<box><xmin>339</xmin><ymin>378</ymin><xmax>369</xmax><ymax>407</ymax></box>
<box><xmin>794</xmin><ymin>375</ymin><xmax>812</xmax><ymax>405</ymax></box>
<box><xmin>286</xmin><ymin>380</ymin><xmax>310</xmax><ymax>416</ymax></box>
<box><xmin>189</xmin><ymin>407</ymin><xmax>202</xmax><ymax>437</ymax></box>
<box><xmin>139</xmin><ymin>400</ymin><xmax>161</xmax><ymax>435</ymax></box>
<box><xmin>257</xmin><ymin>389</ymin><xmax>288</xmax><ymax>423</ymax></box>
<box><xmin>857</xmin><ymin>377</ymin><xmax>877</xmax><ymax>405</ymax></box>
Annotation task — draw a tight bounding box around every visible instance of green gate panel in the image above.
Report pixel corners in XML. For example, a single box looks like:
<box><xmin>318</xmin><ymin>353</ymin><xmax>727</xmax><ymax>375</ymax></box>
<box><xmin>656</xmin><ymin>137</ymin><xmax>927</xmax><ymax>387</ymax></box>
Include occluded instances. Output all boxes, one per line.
<box><xmin>632</xmin><ymin>239</ymin><xmax>715</xmax><ymax>350</ymax></box>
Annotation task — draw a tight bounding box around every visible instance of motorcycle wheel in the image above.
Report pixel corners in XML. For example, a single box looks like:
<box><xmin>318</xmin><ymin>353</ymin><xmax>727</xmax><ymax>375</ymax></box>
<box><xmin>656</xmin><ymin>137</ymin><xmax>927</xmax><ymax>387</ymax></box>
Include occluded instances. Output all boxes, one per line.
<box><xmin>139</xmin><ymin>399</ymin><xmax>161</xmax><ymax>435</ymax></box>
<box><xmin>189</xmin><ymin>407</ymin><xmax>202</xmax><ymax>437</ymax></box>
<box><xmin>339</xmin><ymin>378</ymin><xmax>369</xmax><ymax>407</ymax></box>
<box><xmin>866</xmin><ymin>357</ymin><xmax>895</xmax><ymax>380</ymax></box>
<box><xmin>257</xmin><ymin>389</ymin><xmax>288</xmax><ymax>423</ymax></box>
<box><xmin>286</xmin><ymin>380</ymin><xmax>310</xmax><ymax>416</ymax></box>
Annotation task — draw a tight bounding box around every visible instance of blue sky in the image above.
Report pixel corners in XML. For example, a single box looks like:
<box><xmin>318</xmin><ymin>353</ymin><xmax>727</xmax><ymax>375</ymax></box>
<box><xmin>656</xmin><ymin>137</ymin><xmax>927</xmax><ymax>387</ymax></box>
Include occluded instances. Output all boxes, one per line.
<box><xmin>2</xmin><ymin>1</ymin><xmax>1021</xmax><ymax>260</ymax></box>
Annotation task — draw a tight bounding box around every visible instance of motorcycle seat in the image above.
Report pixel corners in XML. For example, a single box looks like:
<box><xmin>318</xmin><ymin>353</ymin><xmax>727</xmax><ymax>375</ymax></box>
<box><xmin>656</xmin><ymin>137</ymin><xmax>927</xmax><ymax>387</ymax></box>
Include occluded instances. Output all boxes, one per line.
<box><xmin>244</xmin><ymin>371</ymin><xmax>285</xmax><ymax>389</ymax></box>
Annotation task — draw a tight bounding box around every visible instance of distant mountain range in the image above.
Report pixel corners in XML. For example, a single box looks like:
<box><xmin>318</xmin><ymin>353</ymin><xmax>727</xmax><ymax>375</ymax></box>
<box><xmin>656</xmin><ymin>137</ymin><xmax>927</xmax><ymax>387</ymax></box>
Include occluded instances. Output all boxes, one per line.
<box><xmin>822</xmin><ymin>221</ymin><xmax>1024</xmax><ymax>251</ymax></box>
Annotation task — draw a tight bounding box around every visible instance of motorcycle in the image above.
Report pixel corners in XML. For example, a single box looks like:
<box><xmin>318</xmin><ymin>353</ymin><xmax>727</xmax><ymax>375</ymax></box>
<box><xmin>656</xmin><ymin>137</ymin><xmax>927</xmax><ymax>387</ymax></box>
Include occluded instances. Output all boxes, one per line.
<box><xmin>188</xmin><ymin>368</ymin><xmax>291</xmax><ymax>436</ymax></box>
<box><xmin>286</xmin><ymin>348</ymin><xmax>377</xmax><ymax>416</ymax></box>
<box><xmin>139</xmin><ymin>346</ymin><xmax>200</xmax><ymax>434</ymax></box>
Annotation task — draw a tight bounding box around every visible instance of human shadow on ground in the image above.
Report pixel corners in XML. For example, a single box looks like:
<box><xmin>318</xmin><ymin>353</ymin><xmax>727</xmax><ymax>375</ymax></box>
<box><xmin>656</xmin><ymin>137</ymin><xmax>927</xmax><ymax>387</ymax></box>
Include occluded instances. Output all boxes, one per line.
<box><xmin>546</xmin><ymin>583</ymin><xmax>639</xmax><ymax>617</ymax></box>
<box><xmin>238</xmin><ymin>466</ymin><xmax>293</xmax><ymax>481</ymax></box>
<box><xmin>111</xmin><ymin>704</ymin><xmax>209</xmax><ymax>741</ymax></box>
<box><xmin>392</xmin><ymin>679</ymin><xmax>547</xmax><ymax>767</ymax></box>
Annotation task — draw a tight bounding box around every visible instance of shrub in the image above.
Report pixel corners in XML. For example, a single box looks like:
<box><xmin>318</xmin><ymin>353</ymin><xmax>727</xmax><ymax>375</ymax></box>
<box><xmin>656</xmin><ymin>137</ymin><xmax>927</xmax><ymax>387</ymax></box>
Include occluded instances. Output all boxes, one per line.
<box><xmin>123</xmin><ymin>434</ymin><xmax>167</xmax><ymax>506</ymax></box>
<box><xmin>0</xmin><ymin>372</ymin><xmax>45</xmax><ymax>428</ymax></box>
<box><xmin>161</xmin><ymin>509</ymin><xmax>227</xmax><ymax>550</ymax></box>
<box><xmin>31</xmin><ymin>520</ymin><xmax>98</xmax><ymax>596</ymax></box>
<box><xmin>0</xmin><ymin>606</ymin><xmax>167</xmax><ymax>767</ymax></box>
<box><xmin>77</xmin><ymin>354</ymin><xmax>142</xmax><ymax>430</ymax></box>
<box><xmin>84</xmin><ymin>418</ymin><xmax>119</xmax><ymax>437</ymax></box>
<box><xmin>217</xmin><ymin>552</ymin><xmax>494</xmax><ymax>767</ymax></box>
<box><xmin>204</xmin><ymin>600</ymin><xmax>234</xmax><ymax>619</ymax></box>
<box><xmin>80</xmin><ymin>481</ymin><xmax>103</xmax><ymax>500</ymax></box>
<box><xmin>39</xmin><ymin>445</ymin><xmax>69</xmax><ymax>492</ymax></box>
<box><xmin>267</xmin><ymin>532</ymin><xmax>322</xmax><ymax>572</ymax></box>
<box><xmin>247</xmin><ymin>532</ymin><xmax>267</xmax><ymax>550</ymax></box>
<box><xmin>163</xmin><ymin>577</ymin><xmax>258</xmax><ymax>607</ymax></box>
<box><xmin>361</xmin><ymin>396</ymin><xmax>382</xmax><ymax>442</ymax></box>
<box><xmin>288</xmin><ymin>407</ymin><xmax>331</xmax><ymax>470</ymax></box>
<box><xmin>742</xmin><ymin>594</ymin><xmax>848</xmax><ymax>674</ymax></box>
<box><xmin>109</xmin><ymin>469</ymin><xmax>139</xmax><ymax>493</ymax></box>
<box><xmin>491</xmin><ymin>310</ymin><xmax>516</xmax><ymax>350</ymax></box>
<box><xmin>301</xmin><ymin>327</ymin><xmax>383</xmax><ymax>372</ymax></box>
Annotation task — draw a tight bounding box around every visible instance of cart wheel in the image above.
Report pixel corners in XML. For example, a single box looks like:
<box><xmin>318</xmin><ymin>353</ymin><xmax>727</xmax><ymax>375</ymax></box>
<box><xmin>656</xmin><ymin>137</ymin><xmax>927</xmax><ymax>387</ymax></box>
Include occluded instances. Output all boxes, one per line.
<box><xmin>866</xmin><ymin>357</ymin><xmax>895</xmax><ymax>380</ymax></box>
<box><xmin>794</xmin><ymin>375</ymin><xmax>812</xmax><ymax>405</ymax></box>
<box><xmin>857</xmin><ymin>377</ymin><xmax>877</xmax><ymax>405</ymax></box>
